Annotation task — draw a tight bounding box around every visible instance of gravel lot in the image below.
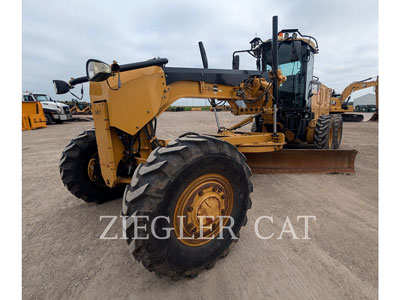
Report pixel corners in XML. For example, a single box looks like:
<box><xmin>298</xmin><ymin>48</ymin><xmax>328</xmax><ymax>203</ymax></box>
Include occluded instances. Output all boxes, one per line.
<box><xmin>22</xmin><ymin>112</ymin><xmax>378</xmax><ymax>300</ymax></box>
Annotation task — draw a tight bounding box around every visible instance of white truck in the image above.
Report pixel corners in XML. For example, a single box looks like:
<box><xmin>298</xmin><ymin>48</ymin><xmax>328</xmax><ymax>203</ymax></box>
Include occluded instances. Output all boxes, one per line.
<box><xmin>22</xmin><ymin>92</ymin><xmax>72</xmax><ymax>124</ymax></box>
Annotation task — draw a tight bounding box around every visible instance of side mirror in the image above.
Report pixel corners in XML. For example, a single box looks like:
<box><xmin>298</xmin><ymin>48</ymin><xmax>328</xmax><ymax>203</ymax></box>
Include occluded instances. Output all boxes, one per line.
<box><xmin>53</xmin><ymin>80</ymin><xmax>70</xmax><ymax>94</ymax></box>
<box><xmin>232</xmin><ymin>55</ymin><xmax>240</xmax><ymax>70</ymax></box>
<box><xmin>308</xmin><ymin>80</ymin><xmax>321</xmax><ymax>99</ymax></box>
<box><xmin>86</xmin><ymin>59</ymin><xmax>112</xmax><ymax>82</ymax></box>
<box><xmin>308</xmin><ymin>89</ymin><xmax>315</xmax><ymax>99</ymax></box>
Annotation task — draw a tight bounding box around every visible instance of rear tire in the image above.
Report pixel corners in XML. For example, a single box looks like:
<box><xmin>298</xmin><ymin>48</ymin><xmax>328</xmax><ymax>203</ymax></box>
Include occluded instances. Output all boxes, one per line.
<box><xmin>59</xmin><ymin>130</ymin><xmax>125</xmax><ymax>204</ymax></box>
<box><xmin>314</xmin><ymin>115</ymin><xmax>335</xmax><ymax>149</ymax></box>
<box><xmin>122</xmin><ymin>134</ymin><xmax>252</xmax><ymax>280</ymax></box>
<box><xmin>333</xmin><ymin>115</ymin><xmax>343</xmax><ymax>149</ymax></box>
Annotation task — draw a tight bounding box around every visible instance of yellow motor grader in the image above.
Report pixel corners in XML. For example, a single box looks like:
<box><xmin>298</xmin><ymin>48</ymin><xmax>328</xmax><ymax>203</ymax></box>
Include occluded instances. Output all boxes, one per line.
<box><xmin>54</xmin><ymin>16</ymin><xmax>357</xmax><ymax>279</ymax></box>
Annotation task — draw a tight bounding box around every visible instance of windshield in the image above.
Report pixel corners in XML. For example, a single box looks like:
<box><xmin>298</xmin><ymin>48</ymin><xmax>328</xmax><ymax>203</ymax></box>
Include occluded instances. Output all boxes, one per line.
<box><xmin>33</xmin><ymin>94</ymin><xmax>50</xmax><ymax>102</ymax></box>
<box><xmin>268</xmin><ymin>60</ymin><xmax>302</xmax><ymax>77</ymax></box>
<box><xmin>263</xmin><ymin>42</ymin><xmax>313</xmax><ymax>110</ymax></box>
<box><xmin>279</xmin><ymin>61</ymin><xmax>301</xmax><ymax>77</ymax></box>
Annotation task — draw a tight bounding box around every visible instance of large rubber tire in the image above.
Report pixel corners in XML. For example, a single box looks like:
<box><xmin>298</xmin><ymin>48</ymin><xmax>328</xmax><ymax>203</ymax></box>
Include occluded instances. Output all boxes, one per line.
<box><xmin>59</xmin><ymin>130</ymin><xmax>125</xmax><ymax>204</ymax></box>
<box><xmin>122</xmin><ymin>134</ymin><xmax>252</xmax><ymax>280</ymax></box>
<box><xmin>45</xmin><ymin>113</ymin><xmax>55</xmax><ymax>125</ymax></box>
<box><xmin>332</xmin><ymin>115</ymin><xmax>343</xmax><ymax>149</ymax></box>
<box><xmin>313</xmin><ymin>115</ymin><xmax>335</xmax><ymax>149</ymax></box>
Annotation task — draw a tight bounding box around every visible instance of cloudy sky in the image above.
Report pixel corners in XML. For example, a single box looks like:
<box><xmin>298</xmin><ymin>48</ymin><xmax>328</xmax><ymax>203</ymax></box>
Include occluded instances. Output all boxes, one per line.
<box><xmin>22</xmin><ymin>0</ymin><xmax>378</xmax><ymax>105</ymax></box>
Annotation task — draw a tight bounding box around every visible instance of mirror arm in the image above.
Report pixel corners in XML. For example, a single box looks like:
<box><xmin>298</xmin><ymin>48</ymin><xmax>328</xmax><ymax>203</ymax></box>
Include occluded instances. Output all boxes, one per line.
<box><xmin>69</xmin><ymin>76</ymin><xmax>89</xmax><ymax>87</ymax></box>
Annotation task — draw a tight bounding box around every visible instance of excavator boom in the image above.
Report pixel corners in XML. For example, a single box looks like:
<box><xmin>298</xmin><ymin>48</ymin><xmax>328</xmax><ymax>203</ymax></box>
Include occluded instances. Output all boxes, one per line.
<box><xmin>330</xmin><ymin>76</ymin><xmax>378</xmax><ymax>122</ymax></box>
<box><xmin>340</xmin><ymin>77</ymin><xmax>378</xmax><ymax>106</ymax></box>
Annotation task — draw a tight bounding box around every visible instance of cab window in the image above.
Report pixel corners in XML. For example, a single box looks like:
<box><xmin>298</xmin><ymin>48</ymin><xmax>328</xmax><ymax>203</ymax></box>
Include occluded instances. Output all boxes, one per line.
<box><xmin>34</xmin><ymin>94</ymin><xmax>50</xmax><ymax>102</ymax></box>
<box><xmin>23</xmin><ymin>95</ymin><xmax>34</xmax><ymax>101</ymax></box>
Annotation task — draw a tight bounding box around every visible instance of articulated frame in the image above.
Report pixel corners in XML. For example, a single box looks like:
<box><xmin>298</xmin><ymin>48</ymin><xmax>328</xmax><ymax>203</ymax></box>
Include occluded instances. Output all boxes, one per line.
<box><xmin>90</xmin><ymin>66</ymin><xmax>286</xmax><ymax>187</ymax></box>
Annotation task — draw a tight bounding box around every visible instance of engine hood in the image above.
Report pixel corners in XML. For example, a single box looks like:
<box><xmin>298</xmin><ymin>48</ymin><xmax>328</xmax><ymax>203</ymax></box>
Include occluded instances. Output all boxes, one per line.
<box><xmin>40</xmin><ymin>101</ymin><xmax>63</xmax><ymax>111</ymax></box>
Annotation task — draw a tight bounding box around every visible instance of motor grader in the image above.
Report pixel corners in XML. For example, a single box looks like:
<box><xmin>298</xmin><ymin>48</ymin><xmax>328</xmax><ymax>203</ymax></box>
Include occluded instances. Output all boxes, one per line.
<box><xmin>54</xmin><ymin>16</ymin><xmax>356</xmax><ymax>279</ymax></box>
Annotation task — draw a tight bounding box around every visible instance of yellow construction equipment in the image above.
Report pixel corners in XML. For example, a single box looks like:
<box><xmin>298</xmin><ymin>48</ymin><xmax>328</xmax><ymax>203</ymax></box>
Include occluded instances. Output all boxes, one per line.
<box><xmin>53</xmin><ymin>16</ymin><xmax>360</xmax><ymax>279</ymax></box>
<box><xmin>70</xmin><ymin>103</ymin><xmax>92</xmax><ymax>114</ymax></box>
<box><xmin>22</xmin><ymin>100</ymin><xmax>47</xmax><ymax>131</ymax></box>
<box><xmin>329</xmin><ymin>76</ymin><xmax>379</xmax><ymax>122</ymax></box>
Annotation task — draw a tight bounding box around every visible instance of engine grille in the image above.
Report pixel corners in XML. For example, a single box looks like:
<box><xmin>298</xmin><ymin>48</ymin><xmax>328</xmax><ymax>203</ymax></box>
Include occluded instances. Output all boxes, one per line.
<box><xmin>63</xmin><ymin>107</ymin><xmax>70</xmax><ymax>114</ymax></box>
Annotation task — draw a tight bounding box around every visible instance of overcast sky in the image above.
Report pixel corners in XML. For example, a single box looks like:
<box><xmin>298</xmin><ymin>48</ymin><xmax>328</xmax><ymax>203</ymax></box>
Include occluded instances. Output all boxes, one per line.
<box><xmin>22</xmin><ymin>0</ymin><xmax>378</xmax><ymax>105</ymax></box>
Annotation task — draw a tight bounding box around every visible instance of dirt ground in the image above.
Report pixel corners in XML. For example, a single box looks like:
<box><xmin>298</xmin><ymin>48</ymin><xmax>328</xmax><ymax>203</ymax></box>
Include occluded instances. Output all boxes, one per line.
<box><xmin>22</xmin><ymin>112</ymin><xmax>378</xmax><ymax>300</ymax></box>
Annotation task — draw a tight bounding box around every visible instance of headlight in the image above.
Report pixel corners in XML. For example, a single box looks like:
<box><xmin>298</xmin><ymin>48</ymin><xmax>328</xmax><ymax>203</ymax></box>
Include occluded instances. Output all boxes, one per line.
<box><xmin>86</xmin><ymin>59</ymin><xmax>112</xmax><ymax>82</ymax></box>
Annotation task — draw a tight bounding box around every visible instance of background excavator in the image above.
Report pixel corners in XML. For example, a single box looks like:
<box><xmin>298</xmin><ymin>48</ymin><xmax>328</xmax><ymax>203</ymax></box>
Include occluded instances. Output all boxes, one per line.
<box><xmin>63</xmin><ymin>100</ymin><xmax>92</xmax><ymax>115</ymax></box>
<box><xmin>53</xmin><ymin>16</ymin><xmax>359</xmax><ymax>279</ymax></box>
<box><xmin>329</xmin><ymin>76</ymin><xmax>379</xmax><ymax>122</ymax></box>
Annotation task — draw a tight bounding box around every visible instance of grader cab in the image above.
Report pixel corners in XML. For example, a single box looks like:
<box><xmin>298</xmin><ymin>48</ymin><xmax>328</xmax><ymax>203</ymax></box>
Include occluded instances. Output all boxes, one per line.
<box><xmin>53</xmin><ymin>16</ymin><xmax>357</xmax><ymax>279</ymax></box>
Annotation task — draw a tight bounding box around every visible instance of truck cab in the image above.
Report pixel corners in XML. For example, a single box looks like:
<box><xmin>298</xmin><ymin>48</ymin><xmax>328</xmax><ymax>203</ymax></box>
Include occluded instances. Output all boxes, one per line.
<box><xmin>22</xmin><ymin>92</ymin><xmax>72</xmax><ymax>124</ymax></box>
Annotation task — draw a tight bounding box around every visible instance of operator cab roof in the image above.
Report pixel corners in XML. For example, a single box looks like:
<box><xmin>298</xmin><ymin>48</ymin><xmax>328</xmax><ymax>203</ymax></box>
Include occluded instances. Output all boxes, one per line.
<box><xmin>255</xmin><ymin>29</ymin><xmax>319</xmax><ymax>54</ymax></box>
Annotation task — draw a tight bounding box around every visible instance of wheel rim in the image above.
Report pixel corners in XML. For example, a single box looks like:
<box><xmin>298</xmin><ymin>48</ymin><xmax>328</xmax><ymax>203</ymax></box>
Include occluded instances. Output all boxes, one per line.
<box><xmin>87</xmin><ymin>156</ymin><xmax>97</xmax><ymax>182</ymax></box>
<box><xmin>328</xmin><ymin>127</ymin><xmax>334</xmax><ymax>148</ymax></box>
<box><xmin>87</xmin><ymin>153</ymin><xmax>104</xmax><ymax>185</ymax></box>
<box><xmin>338</xmin><ymin>123</ymin><xmax>342</xmax><ymax>142</ymax></box>
<box><xmin>173</xmin><ymin>173</ymin><xmax>234</xmax><ymax>247</ymax></box>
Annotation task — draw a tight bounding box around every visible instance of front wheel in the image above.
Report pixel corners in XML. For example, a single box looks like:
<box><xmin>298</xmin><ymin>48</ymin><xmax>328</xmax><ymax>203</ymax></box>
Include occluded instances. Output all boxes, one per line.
<box><xmin>59</xmin><ymin>130</ymin><xmax>125</xmax><ymax>203</ymax></box>
<box><xmin>314</xmin><ymin>115</ymin><xmax>335</xmax><ymax>149</ymax></box>
<box><xmin>45</xmin><ymin>113</ymin><xmax>54</xmax><ymax>125</ymax></box>
<box><xmin>122</xmin><ymin>134</ymin><xmax>252</xmax><ymax>279</ymax></box>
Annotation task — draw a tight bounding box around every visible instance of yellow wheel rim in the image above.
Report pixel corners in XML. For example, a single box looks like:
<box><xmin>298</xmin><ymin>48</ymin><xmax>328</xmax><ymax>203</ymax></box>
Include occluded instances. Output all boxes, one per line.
<box><xmin>173</xmin><ymin>173</ymin><xmax>234</xmax><ymax>247</ymax></box>
<box><xmin>337</xmin><ymin>124</ymin><xmax>342</xmax><ymax>142</ymax></box>
<box><xmin>87</xmin><ymin>153</ymin><xmax>101</xmax><ymax>183</ymax></box>
<box><xmin>328</xmin><ymin>127</ymin><xmax>334</xmax><ymax>148</ymax></box>
<box><xmin>87</xmin><ymin>157</ymin><xmax>96</xmax><ymax>182</ymax></box>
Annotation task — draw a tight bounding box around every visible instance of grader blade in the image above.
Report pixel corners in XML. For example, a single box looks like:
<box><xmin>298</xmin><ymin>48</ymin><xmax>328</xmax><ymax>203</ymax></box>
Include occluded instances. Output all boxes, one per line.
<box><xmin>244</xmin><ymin>149</ymin><xmax>357</xmax><ymax>174</ymax></box>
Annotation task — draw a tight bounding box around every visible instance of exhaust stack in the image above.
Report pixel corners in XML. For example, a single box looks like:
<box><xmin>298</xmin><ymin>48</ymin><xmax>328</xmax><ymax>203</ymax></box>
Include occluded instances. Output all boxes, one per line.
<box><xmin>272</xmin><ymin>15</ymin><xmax>279</xmax><ymax>136</ymax></box>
